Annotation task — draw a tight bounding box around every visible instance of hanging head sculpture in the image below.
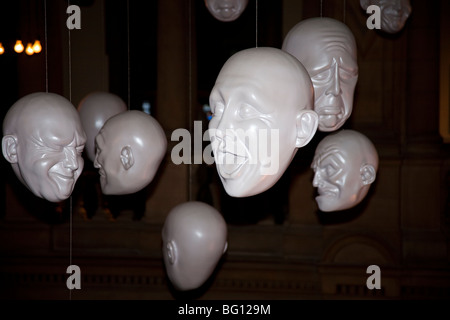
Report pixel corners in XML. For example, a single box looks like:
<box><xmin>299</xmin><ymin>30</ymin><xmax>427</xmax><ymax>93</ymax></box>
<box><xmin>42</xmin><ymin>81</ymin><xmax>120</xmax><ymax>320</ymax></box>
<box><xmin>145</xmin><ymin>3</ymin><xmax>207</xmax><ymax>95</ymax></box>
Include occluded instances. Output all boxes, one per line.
<box><xmin>93</xmin><ymin>110</ymin><xmax>167</xmax><ymax>195</ymax></box>
<box><xmin>311</xmin><ymin>129</ymin><xmax>379</xmax><ymax>212</ymax></box>
<box><xmin>2</xmin><ymin>92</ymin><xmax>86</xmax><ymax>203</ymax></box>
<box><xmin>162</xmin><ymin>201</ymin><xmax>228</xmax><ymax>291</ymax></box>
<box><xmin>77</xmin><ymin>91</ymin><xmax>127</xmax><ymax>163</ymax></box>
<box><xmin>208</xmin><ymin>47</ymin><xmax>318</xmax><ymax>198</ymax></box>
<box><xmin>282</xmin><ymin>17</ymin><xmax>358</xmax><ymax>132</ymax></box>
<box><xmin>204</xmin><ymin>0</ymin><xmax>249</xmax><ymax>22</ymax></box>
<box><xmin>360</xmin><ymin>0</ymin><xmax>412</xmax><ymax>34</ymax></box>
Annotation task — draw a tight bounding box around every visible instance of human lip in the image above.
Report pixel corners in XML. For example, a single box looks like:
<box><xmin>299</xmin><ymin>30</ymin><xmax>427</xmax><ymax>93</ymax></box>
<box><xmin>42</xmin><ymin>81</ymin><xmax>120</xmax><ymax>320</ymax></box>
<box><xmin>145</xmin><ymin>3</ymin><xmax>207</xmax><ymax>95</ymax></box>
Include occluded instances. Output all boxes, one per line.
<box><xmin>50</xmin><ymin>171</ymin><xmax>74</xmax><ymax>181</ymax></box>
<box><xmin>216</xmin><ymin>150</ymin><xmax>248</xmax><ymax>178</ymax></box>
<box><xmin>318</xmin><ymin>106</ymin><xmax>342</xmax><ymax>115</ymax></box>
<box><xmin>317</xmin><ymin>187</ymin><xmax>337</xmax><ymax>198</ymax></box>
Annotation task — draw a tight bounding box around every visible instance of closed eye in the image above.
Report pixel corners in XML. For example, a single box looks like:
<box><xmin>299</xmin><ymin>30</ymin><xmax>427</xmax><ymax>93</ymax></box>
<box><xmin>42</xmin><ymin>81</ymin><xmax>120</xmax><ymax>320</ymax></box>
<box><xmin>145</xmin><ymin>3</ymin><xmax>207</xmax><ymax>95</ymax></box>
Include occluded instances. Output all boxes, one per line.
<box><xmin>238</xmin><ymin>103</ymin><xmax>261</xmax><ymax>120</ymax></box>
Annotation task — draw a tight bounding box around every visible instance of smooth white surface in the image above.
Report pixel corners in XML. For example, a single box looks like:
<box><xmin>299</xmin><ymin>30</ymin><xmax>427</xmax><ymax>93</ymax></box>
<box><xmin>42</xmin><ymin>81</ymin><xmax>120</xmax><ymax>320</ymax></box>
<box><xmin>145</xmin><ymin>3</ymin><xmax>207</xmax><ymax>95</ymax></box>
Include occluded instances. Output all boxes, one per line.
<box><xmin>77</xmin><ymin>91</ymin><xmax>127</xmax><ymax>162</ymax></box>
<box><xmin>162</xmin><ymin>201</ymin><xmax>228</xmax><ymax>291</ymax></box>
<box><xmin>93</xmin><ymin>110</ymin><xmax>167</xmax><ymax>195</ymax></box>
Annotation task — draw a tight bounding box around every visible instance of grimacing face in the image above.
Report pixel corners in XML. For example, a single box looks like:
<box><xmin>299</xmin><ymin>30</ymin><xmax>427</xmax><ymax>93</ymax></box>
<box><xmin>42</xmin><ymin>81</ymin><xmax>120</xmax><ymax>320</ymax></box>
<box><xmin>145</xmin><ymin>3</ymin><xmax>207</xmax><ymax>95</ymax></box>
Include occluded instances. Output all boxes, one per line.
<box><xmin>311</xmin><ymin>130</ymin><xmax>378</xmax><ymax>212</ymax></box>
<box><xmin>362</xmin><ymin>0</ymin><xmax>411</xmax><ymax>34</ymax></box>
<box><xmin>2</xmin><ymin>93</ymin><xmax>86</xmax><ymax>202</ymax></box>
<box><xmin>282</xmin><ymin>18</ymin><xmax>358</xmax><ymax>132</ymax></box>
<box><xmin>204</xmin><ymin>0</ymin><xmax>249</xmax><ymax>22</ymax></box>
<box><xmin>208</xmin><ymin>47</ymin><xmax>316</xmax><ymax>198</ymax></box>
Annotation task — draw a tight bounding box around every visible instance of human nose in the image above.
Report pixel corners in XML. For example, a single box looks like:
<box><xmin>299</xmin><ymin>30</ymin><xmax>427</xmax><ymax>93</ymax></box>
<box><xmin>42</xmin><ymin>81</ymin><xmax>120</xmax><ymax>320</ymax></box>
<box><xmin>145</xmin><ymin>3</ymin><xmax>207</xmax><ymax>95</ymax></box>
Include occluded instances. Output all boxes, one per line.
<box><xmin>312</xmin><ymin>170</ymin><xmax>322</xmax><ymax>187</ymax></box>
<box><xmin>326</xmin><ymin>64</ymin><xmax>341</xmax><ymax>96</ymax></box>
<box><xmin>63</xmin><ymin>146</ymin><xmax>79</xmax><ymax>170</ymax></box>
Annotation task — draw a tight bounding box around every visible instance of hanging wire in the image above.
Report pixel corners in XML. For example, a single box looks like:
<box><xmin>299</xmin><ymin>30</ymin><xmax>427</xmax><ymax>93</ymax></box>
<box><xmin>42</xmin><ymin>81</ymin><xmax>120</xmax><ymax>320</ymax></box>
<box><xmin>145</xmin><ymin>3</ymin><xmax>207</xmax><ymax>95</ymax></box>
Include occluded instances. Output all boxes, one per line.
<box><xmin>44</xmin><ymin>0</ymin><xmax>48</xmax><ymax>92</ymax></box>
<box><xmin>67</xmin><ymin>0</ymin><xmax>73</xmax><ymax>301</ymax></box>
<box><xmin>343</xmin><ymin>0</ymin><xmax>346</xmax><ymax>23</ymax></box>
<box><xmin>188</xmin><ymin>0</ymin><xmax>193</xmax><ymax>201</ymax></box>
<box><xmin>320</xmin><ymin>0</ymin><xmax>323</xmax><ymax>17</ymax></box>
<box><xmin>127</xmin><ymin>0</ymin><xmax>131</xmax><ymax>110</ymax></box>
<box><xmin>255</xmin><ymin>0</ymin><xmax>258</xmax><ymax>47</ymax></box>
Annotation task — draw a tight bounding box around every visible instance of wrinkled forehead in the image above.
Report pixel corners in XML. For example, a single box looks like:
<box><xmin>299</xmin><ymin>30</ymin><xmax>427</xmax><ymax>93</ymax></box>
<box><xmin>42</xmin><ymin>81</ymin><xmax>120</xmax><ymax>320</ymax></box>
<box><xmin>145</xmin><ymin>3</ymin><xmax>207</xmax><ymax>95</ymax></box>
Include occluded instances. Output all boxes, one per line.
<box><xmin>284</xmin><ymin>20</ymin><xmax>357</xmax><ymax>71</ymax></box>
<box><xmin>21</xmin><ymin>103</ymin><xmax>84</xmax><ymax>139</ymax></box>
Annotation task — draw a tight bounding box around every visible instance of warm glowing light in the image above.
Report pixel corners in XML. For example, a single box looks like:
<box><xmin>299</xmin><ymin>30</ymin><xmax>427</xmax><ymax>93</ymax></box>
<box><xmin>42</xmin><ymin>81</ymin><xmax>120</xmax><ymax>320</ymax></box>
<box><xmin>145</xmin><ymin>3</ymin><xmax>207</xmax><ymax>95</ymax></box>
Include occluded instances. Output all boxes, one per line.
<box><xmin>0</xmin><ymin>43</ymin><xmax>4</xmax><ymax>55</ymax></box>
<box><xmin>14</xmin><ymin>40</ymin><xmax>24</xmax><ymax>53</ymax></box>
<box><xmin>25</xmin><ymin>43</ymin><xmax>34</xmax><ymax>55</ymax></box>
<box><xmin>32</xmin><ymin>40</ymin><xmax>42</xmax><ymax>53</ymax></box>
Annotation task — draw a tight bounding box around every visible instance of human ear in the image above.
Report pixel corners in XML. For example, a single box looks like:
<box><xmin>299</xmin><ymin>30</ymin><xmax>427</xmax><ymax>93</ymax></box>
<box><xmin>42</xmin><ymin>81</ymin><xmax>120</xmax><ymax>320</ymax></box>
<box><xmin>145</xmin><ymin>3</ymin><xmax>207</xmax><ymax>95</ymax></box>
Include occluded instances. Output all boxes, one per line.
<box><xmin>223</xmin><ymin>242</ymin><xmax>228</xmax><ymax>254</ymax></box>
<box><xmin>360</xmin><ymin>164</ymin><xmax>376</xmax><ymax>185</ymax></box>
<box><xmin>166</xmin><ymin>240</ymin><xmax>177</xmax><ymax>265</ymax></box>
<box><xmin>2</xmin><ymin>135</ymin><xmax>18</xmax><ymax>164</ymax></box>
<box><xmin>295</xmin><ymin>110</ymin><xmax>318</xmax><ymax>148</ymax></box>
<box><xmin>120</xmin><ymin>146</ymin><xmax>134</xmax><ymax>170</ymax></box>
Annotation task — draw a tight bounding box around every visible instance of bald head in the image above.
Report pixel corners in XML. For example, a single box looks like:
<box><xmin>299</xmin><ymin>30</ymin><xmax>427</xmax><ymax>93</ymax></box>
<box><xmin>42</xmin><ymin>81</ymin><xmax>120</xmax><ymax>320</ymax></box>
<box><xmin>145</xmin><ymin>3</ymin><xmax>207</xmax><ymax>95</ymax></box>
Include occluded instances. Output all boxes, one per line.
<box><xmin>208</xmin><ymin>47</ymin><xmax>318</xmax><ymax>197</ymax></box>
<box><xmin>2</xmin><ymin>92</ymin><xmax>86</xmax><ymax>202</ymax></box>
<box><xmin>94</xmin><ymin>110</ymin><xmax>167</xmax><ymax>195</ymax></box>
<box><xmin>162</xmin><ymin>201</ymin><xmax>228</xmax><ymax>291</ymax></box>
<box><xmin>311</xmin><ymin>130</ymin><xmax>378</xmax><ymax>212</ymax></box>
<box><xmin>283</xmin><ymin>18</ymin><xmax>358</xmax><ymax>132</ymax></box>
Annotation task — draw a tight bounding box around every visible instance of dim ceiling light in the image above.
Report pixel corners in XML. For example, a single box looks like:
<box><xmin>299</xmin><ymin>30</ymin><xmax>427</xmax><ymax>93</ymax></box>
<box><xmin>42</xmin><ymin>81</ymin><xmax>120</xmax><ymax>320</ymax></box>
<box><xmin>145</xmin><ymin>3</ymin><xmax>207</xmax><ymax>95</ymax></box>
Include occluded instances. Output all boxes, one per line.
<box><xmin>14</xmin><ymin>40</ymin><xmax>24</xmax><ymax>53</ymax></box>
<box><xmin>32</xmin><ymin>40</ymin><xmax>42</xmax><ymax>53</ymax></box>
<box><xmin>0</xmin><ymin>43</ymin><xmax>4</xmax><ymax>55</ymax></box>
<box><xmin>25</xmin><ymin>43</ymin><xmax>34</xmax><ymax>55</ymax></box>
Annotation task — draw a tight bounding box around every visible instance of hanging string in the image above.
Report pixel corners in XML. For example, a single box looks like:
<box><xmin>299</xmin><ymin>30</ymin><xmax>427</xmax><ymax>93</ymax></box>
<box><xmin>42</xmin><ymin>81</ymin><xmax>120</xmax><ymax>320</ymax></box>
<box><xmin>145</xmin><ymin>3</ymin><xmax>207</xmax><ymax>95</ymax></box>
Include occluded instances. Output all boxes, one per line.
<box><xmin>127</xmin><ymin>0</ymin><xmax>131</xmax><ymax>110</ymax></box>
<box><xmin>343</xmin><ymin>0</ymin><xmax>346</xmax><ymax>23</ymax></box>
<box><xmin>255</xmin><ymin>0</ymin><xmax>258</xmax><ymax>47</ymax></box>
<box><xmin>44</xmin><ymin>0</ymin><xmax>48</xmax><ymax>92</ymax></box>
<box><xmin>320</xmin><ymin>0</ymin><xmax>323</xmax><ymax>17</ymax></box>
<box><xmin>67</xmin><ymin>0</ymin><xmax>73</xmax><ymax>301</ymax></box>
<box><xmin>188</xmin><ymin>0</ymin><xmax>193</xmax><ymax>201</ymax></box>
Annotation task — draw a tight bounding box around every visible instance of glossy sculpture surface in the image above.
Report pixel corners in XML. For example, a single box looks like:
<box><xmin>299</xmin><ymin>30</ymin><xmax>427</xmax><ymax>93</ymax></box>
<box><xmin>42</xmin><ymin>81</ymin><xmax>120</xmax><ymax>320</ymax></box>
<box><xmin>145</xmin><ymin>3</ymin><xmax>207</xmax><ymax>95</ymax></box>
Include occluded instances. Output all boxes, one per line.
<box><xmin>282</xmin><ymin>17</ymin><xmax>358</xmax><ymax>132</ymax></box>
<box><xmin>162</xmin><ymin>201</ymin><xmax>228</xmax><ymax>291</ymax></box>
<box><xmin>2</xmin><ymin>92</ymin><xmax>86</xmax><ymax>202</ymax></box>
<box><xmin>77</xmin><ymin>91</ymin><xmax>127</xmax><ymax>162</ymax></box>
<box><xmin>208</xmin><ymin>47</ymin><xmax>318</xmax><ymax>198</ymax></box>
<box><xmin>311</xmin><ymin>129</ymin><xmax>379</xmax><ymax>212</ymax></box>
<box><xmin>94</xmin><ymin>110</ymin><xmax>167</xmax><ymax>195</ymax></box>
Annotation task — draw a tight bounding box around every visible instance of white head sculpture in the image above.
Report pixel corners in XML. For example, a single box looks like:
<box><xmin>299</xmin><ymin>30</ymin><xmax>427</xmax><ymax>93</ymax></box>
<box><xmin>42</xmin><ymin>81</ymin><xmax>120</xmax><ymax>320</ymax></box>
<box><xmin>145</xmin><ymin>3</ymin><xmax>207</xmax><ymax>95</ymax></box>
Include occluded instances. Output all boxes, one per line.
<box><xmin>311</xmin><ymin>129</ymin><xmax>379</xmax><ymax>212</ymax></box>
<box><xmin>208</xmin><ymin>47</ymin><xmax>318</xmax><ymax>198</ymax></box>
<box><xmin>93</xmin><ymin>110</ymin><xmax>167</xmax><ymax>195</ymax></box>
<box><xmin>2</xmin><ymin>92</ymin><xmax>86</xmax><ymax>202</ymax></box>
<box><xmin>77</xmin><ymin>91</ymin><xmax>127</xmax><ymax>163</ymax></box>
<box><xmin>282</xmin><ymin>17</ymin><xmax>358</xmax><ymax>132</ymax></box>
<box><xmin>204</xmin><ymin>0</ymin><xmax>249</xmax><ymax>22</ymax></box>
<box><xmin>360</xmin><ymin>0</ymin><xmax>412</xmax><ymax>34</ymax></box>
<box><xmin>162</xmin><ymin>201</ymin><xmax>228</xmax><ymax>291</ymax></box>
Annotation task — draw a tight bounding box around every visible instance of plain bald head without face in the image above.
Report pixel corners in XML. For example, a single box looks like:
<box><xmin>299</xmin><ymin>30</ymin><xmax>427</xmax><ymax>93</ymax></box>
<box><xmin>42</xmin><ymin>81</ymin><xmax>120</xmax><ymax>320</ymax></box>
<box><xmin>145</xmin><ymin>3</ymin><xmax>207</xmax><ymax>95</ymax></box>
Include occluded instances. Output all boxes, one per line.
<box><xmin>94</xmin><ymin>110</ymin><xmax>167</xmax><ymax>195</ymax></box>
<box><xmin>2</xmin><ymin>92</ymin><xmax>86</xmax><ymax>202</ymax></box>
<box><xmin>282</xmin><ymin>17</ymin><xmax>358</xmax><ymax>132</ymax></box>
<box><xmin>208</xmin><ymin>47</ymin><xmax>318</xmax><ymax>197</ymax></box>
<box><xmin>311</xmin><ymin>129</ymin><xmax>378</xmax><ymax>212</ymax></box>
<box><xmin>77</xmin><ymin>91</ymin><xmax>127</xmax><ymax>162</ymax></box>
<box><xmin>162</xmin><ymin>201</ymin><xmax>228</xmax><ymax>291</ymax></box>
